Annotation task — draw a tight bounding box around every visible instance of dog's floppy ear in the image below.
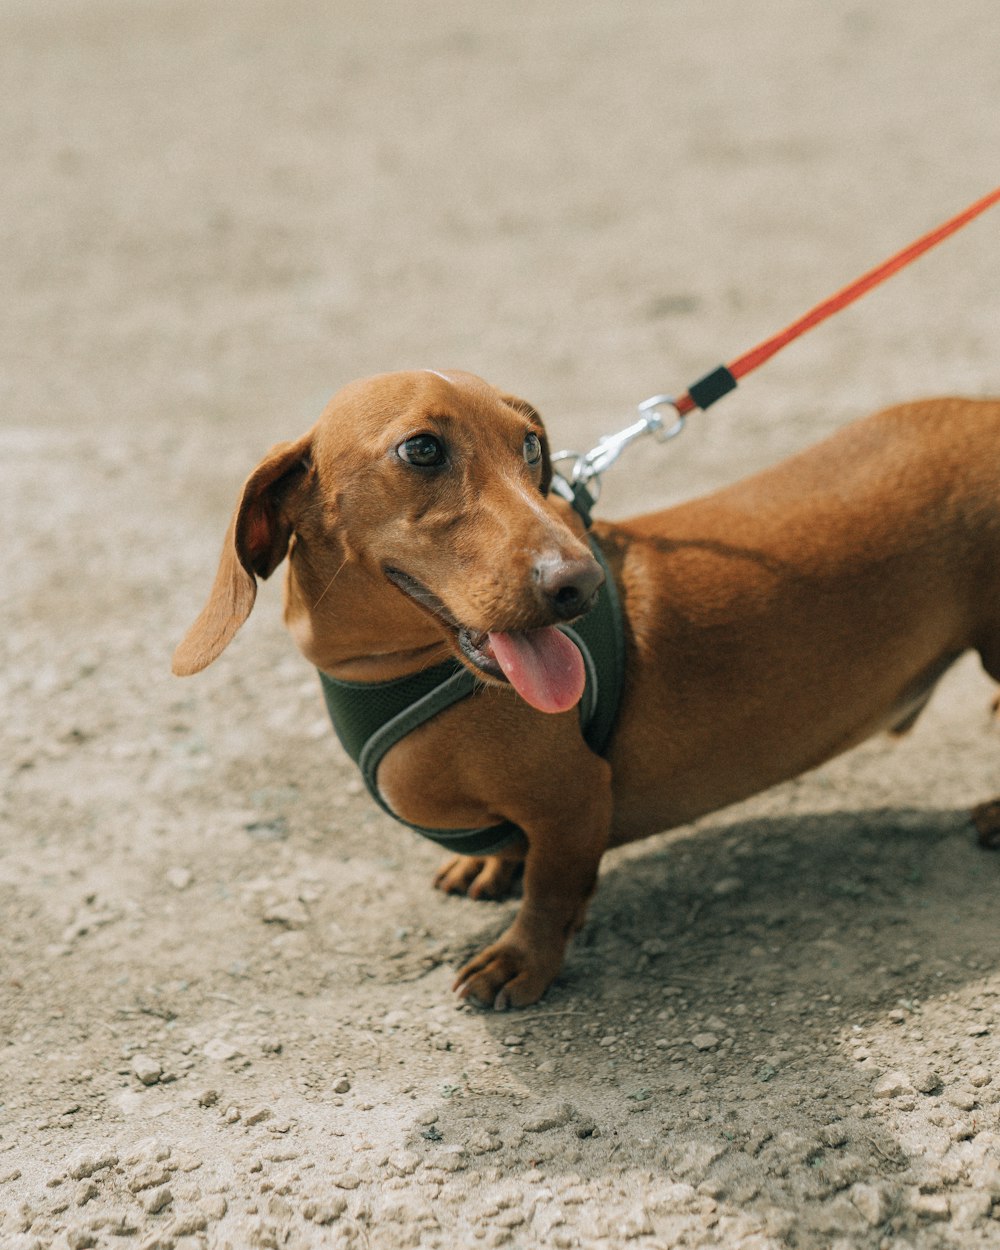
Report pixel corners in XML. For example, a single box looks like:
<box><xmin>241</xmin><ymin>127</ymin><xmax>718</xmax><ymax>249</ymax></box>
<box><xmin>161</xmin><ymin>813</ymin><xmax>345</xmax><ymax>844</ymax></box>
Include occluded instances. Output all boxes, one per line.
<box><xmin>172</xmin><ymin>433</ymin><xmax>314</xmax><ymax>676</ymax></box>
<box><xmin>500</xmin><ymin>393</ymin><xmax>553</xmax><ymax>496</ymax></box>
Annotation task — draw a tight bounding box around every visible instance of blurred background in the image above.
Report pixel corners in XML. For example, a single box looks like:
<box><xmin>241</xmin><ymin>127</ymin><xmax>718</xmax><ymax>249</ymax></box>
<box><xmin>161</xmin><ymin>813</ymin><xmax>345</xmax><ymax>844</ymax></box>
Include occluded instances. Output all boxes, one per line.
<box><xmin>4</xmin><ymin>0</ymin><xmax>998</xmax><ymax>526</ymax></box>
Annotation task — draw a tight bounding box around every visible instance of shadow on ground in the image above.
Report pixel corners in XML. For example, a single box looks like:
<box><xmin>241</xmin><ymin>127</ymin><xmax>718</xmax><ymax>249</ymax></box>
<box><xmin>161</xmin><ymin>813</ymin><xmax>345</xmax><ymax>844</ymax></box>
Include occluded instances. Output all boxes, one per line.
<box><xmin>427</xmin><ymin>806</ymin><xmax>1000</xmax><ymax>1245</ymax></box>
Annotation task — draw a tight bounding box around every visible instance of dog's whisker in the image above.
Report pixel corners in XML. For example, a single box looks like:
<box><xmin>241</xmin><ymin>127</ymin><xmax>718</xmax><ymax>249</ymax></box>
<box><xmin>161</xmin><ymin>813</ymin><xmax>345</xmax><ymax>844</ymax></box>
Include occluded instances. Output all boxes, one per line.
<box><xmin>312</xmin><ymin>556</ymin><xmax>349</xmax><ymax>609</ymax></box>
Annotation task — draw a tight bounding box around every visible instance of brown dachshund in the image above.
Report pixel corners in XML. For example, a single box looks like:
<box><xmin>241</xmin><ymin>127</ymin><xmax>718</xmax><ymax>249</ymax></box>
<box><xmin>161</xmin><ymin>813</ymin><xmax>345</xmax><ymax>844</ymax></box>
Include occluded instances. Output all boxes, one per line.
<box><xmin>174</xmin><ymin>370</ymin><xmax>1000</xmax><ymax>1008</ymax></box>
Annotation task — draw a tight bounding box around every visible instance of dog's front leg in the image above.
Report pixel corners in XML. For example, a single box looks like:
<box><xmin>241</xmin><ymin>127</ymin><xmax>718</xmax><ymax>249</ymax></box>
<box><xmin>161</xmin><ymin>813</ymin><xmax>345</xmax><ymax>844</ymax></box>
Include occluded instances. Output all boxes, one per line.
<box><xmin>434</xmin><ymin>853</ymin><xmax>524</xmax><ymax>899</ymax></box>
<box><xmin>453</xmin><ymin>771</ymin><xmax>612</xmax><ymax>1010</ymax></box>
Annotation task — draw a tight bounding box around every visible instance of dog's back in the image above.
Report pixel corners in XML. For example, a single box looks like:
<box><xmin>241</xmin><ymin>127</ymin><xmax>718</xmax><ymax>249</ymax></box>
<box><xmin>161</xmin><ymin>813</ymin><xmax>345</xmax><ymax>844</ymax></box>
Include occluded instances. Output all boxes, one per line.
<box><xmin>602</xmin><ymin>399</ymin><xmax>1000</xmax><ymax>843</ymax></box>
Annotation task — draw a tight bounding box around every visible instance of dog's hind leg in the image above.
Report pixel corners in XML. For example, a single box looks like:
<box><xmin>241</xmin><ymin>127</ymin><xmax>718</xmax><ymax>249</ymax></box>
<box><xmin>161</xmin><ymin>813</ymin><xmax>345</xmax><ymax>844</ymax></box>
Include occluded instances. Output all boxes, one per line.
<box><xmin>972</xmin><ymin>800</ymin><xmax>1000</xmax><ymax>849</ymax></box>
<box><xmin>969</xmin><ymin>633</ymin><xmax>1000</xmax><ymax>847</ymax></box>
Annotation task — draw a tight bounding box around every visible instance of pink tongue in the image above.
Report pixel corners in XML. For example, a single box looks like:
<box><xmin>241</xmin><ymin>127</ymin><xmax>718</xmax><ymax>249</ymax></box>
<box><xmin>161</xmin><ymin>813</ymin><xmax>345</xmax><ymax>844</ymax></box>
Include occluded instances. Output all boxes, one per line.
<box><xmin>487</xmin><ymin>627</ymin><xmax>586</xmax><ymax>714</ymax></box>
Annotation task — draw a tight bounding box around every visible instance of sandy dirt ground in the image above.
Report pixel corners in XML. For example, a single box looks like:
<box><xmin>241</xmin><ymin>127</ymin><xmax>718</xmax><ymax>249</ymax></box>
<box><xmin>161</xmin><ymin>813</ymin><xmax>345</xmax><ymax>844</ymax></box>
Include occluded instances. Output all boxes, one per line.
<box><xmin>4</xmin><ymin>2</ymin><xmax>1000</xmax><ymax>1247</ymax></box>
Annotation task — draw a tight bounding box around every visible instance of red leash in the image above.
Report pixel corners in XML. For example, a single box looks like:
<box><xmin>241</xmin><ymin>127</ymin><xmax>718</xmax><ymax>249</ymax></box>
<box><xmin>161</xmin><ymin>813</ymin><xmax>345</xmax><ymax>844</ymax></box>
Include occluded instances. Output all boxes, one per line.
<box><xmin>674</xmin><ymin>185</ymin><xmax>1000</xmax><ymax>417</ymax></box>
<box><xmin>555</xmin><ymin>185</ymin><xmax>1000</xmax><ymax>516</ymax></box>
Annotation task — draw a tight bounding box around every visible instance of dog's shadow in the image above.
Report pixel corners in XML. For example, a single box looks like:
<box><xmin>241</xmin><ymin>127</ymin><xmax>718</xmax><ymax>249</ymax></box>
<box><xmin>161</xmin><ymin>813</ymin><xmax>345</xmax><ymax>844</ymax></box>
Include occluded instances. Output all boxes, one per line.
<box><xmin>571</xmin><ymin>804</ymin><xmax>995</xmax><ymax>998</ymax></box>
<box><xmin>452</xmin><ymin>806</ymin><xmax>1000</xmax><ymax>1231</ymax></box>
<box><xmin>460</xmin><ymin>804</ymin><xmax>997</xmax><ymax>1008</ymax></box>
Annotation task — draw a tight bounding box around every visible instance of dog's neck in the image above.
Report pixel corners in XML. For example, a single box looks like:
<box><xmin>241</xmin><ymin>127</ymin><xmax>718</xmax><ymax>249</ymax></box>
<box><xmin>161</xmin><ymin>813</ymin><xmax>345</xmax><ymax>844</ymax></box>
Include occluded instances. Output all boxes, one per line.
<box><xmin>283</xmin><ymin>550</ymin><xmax>453</xmax><ymax>682</ymax></box>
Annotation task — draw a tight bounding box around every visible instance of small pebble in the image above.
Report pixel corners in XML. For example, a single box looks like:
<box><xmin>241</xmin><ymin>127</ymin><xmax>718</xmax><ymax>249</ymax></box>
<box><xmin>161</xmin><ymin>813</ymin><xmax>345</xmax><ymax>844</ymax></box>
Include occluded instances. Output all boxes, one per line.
<box><xmin>67</xmin><ymin>1150</ymin><xmax>118</xmax><ymax>1180</ymax></box>
<box><xmin>523</xmin><ymin>1103</ymin><xmax>574</xmax><ymax>1133</ymax></box>
<box><xmin>267</xmin><ymin>1195</ymin><xmax>294</xmax><ymax>1220</ymax></box>
<box><xmin>74</xmin><ymin>1181</ymin><xmax>98</xmax><ymax>1206</ymax></box>
<box><xmin>132</xmin><ymin>1054</ymin><xmax>163</xmax><ymax>1086</ymax></box>
<box><xmin>166</xmin><ymin>866</ymin><xmax>193</xmax><ymax>890</ymax></box>
<box><xmin>203</xmin><ymin>1195</ymin><xmax>228</xmax><ymax>1220</ymax></box>
<box><xmin>873</xmin><ymin>1072</ymin><xmax>912</xmax><ymax>1099</ymax></box>
<box><xmin>303</xmin><ymin>1197</ymin><xmax>347</xmax><ymax>1224</ymax></box>
<box><xmin>264</xmin><ymin>1148</ymin><xmax>299</xmax><ymax>1163</ymax></box>
<box><xmin>691</xmin><ymin>1033</ymin><xmax>718</xmax><ymax>1051</ymax></box>
<box><xmin>142</xmin><ymin>1185</ymin><xmax>173</xmax><ymax>1214</ymax></box>
<box><xmin>467</xmin><ymin>1130</ymin><xmax>502</xmax><ymax>1154</ymax></box>
<box><xmin>262</xmin><ymin>899</ymin><xmax>309</xmax><ymax>928</ymax></box>
<box><xmin>128</xmin><ymin>1164</ymin><xmax>172</xmax><ymax>1193</ymax></box>
<box><xmin>126</xmin><ymin>1136</ymin><xmax>169</xmax><ymax>1162</ymax></box>
<box><xmin>909</xmin><ymin>1192</ymin><xmax>949</xmax><ymax>1220</ymax></box>
<box><xmin>168</xmin><ymin>1212</ymin><xmax>209</xmax><ymax>1236</ymax></box>
<box><xmin>65</xmin><ymin>1229</ymin><xmax>97</xmax><ymax>1250</ymax></box>
<box><xmin>912</xmin><ymin>1069</ymin><xmax>941</xmax><ymax>1095</ymax></box>
<box><xmin>204</xmin><ymin>1038</ymin><xmax>241</xmax><ymax>1062</ymax></box>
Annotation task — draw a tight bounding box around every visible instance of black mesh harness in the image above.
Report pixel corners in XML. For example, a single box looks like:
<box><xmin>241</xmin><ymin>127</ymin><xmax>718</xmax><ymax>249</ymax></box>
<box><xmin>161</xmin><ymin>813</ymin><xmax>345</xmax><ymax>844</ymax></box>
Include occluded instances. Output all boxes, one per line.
<box><xmin>318</xmin><ymin>524</ymin><xmax>624</xmax><ymax>856</ymax></box>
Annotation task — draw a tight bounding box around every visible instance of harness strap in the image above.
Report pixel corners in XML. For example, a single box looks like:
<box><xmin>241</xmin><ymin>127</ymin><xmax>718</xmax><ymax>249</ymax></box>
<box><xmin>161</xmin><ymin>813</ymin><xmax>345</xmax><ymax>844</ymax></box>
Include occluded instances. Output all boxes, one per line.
<box><xmin>318</xmin><ymin>530</ymin><xmax>624</xmax><ymax>854</ymax></box>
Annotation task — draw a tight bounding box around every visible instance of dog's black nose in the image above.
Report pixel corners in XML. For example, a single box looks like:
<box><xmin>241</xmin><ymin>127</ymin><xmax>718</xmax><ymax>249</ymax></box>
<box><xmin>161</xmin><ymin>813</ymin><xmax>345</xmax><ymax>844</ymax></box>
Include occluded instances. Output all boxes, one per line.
<box><xmin>535</xmin><ymin>555</ymin><xmax>605</xmax><ymax>620</ymax></box>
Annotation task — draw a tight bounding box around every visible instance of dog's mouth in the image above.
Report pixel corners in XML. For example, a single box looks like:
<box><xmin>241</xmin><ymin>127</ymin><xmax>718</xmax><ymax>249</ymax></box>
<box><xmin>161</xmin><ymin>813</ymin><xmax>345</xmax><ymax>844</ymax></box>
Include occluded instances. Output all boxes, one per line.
<box><xmin>383</xmin><ymin>566</ymin><xmax>586</xmax><ymax>715</ymax></box>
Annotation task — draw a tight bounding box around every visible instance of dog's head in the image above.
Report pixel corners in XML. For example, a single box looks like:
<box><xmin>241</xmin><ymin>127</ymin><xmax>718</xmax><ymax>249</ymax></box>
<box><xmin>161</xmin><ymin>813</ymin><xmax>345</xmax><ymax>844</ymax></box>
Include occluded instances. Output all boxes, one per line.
<box><xmin>172</xmin><ymin>370</ymin><xmax>603</xmax><ymax>712</ymax></box>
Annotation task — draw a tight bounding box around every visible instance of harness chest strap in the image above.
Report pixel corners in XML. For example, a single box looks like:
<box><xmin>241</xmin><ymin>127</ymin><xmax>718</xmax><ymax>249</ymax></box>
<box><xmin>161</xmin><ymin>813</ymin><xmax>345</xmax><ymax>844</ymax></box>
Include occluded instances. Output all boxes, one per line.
<box><xmin>318</xmin><ymin>533</ymin><xmax>625</xmax><ymax>855</ymax></box>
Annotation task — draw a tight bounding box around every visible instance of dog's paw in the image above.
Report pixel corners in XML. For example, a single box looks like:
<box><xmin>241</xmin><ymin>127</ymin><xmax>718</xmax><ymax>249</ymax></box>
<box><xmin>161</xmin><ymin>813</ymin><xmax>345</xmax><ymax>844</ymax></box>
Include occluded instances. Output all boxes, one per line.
<box><xmin>453</xmin><ymin>941</ymin><xmax>558</xmax><ymax>1010</ymax></box>
<box><xmin>433</xmin><ymin>855</ymin><xmax>520</xmax><ymax>900</ymax></box>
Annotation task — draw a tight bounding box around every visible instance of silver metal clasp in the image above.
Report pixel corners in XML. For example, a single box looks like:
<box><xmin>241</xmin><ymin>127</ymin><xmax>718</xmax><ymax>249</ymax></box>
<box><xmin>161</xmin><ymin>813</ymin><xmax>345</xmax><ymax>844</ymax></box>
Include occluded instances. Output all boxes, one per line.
<box><xmin>550</xmin><ymin>394</ymin><xmax>686</xmax><ymax>504</ymax></box>
<box><xmin>636</xmin><ymin>393</ymin><xmax>687</xmax><ymax>442</ymax></box>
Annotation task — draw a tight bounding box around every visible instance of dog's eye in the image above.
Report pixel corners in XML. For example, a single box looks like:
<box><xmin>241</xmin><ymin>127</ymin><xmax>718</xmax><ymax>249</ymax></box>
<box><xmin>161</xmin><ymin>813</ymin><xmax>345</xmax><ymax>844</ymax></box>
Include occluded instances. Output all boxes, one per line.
<box><xmin>523</xmin><ymin>431</ymin><xmax>543</xmax><ymax>466</ymax></box>
<box><xmin>398</xmin><ymin>434</ymin><xmax>446</xmax><ymax>467</ymax></box>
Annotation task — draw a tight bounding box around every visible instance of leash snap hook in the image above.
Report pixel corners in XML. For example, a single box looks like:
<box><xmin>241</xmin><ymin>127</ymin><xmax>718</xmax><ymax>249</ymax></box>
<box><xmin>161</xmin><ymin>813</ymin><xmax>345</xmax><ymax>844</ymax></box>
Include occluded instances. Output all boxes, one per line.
<box><xmin>636</xmin><ymin>394</ymin><xmax>686</xmax><ymax>443</ymax></box>
<box><xmin>580</xmin><ymin>395</ymin><xmax>685</xmax><ymax>481</ymax></box>
<box><xmin>549</xmin><ymin>395</ymin><xmax>686</xmax><ymax>519</ymax></box>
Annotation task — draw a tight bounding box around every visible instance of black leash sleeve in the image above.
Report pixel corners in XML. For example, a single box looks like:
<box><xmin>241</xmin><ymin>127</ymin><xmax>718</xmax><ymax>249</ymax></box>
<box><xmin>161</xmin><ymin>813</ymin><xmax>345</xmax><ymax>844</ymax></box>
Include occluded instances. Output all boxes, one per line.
<box><xmin>686</xmin><ymin>364</ymin><xmax>738</xmax><ymax>411</ymax></box>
